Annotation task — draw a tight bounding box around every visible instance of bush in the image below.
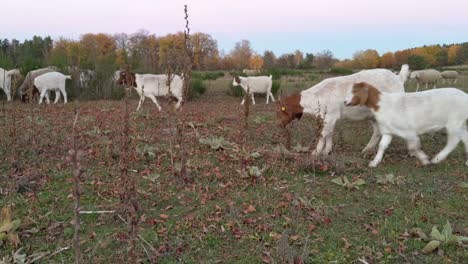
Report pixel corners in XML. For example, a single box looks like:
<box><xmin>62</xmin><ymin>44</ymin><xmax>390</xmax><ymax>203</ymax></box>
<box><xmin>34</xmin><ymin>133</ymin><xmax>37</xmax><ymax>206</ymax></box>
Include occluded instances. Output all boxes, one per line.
<box><xmin>330</xmin><ymin>67</ymin><xmax>353</xmax><ymax>75</ymax></box>
<box><xmin>272</xmin><ymin>80</ymin><xmax>281</xmax><ymax>95</ymax></box>
<box><xmin>188</xmin><ymin>78</ymin><xmax>207</xmax><ymax>99</ymax></box>
<box><xmin>192</xmin><ymin>71</ymin><xmax>224</xmax><ymax>80</ymax></box>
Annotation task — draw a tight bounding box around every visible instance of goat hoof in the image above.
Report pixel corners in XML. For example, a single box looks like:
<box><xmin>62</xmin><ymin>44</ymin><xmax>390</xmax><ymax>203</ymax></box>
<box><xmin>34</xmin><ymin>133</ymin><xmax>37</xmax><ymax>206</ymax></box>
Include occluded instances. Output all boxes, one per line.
<box><xmin>368</xmin><ymin>161</ymin><xmax>379</xmax><ymax>168</ymax></box>
<box><xmin>431</xmin><ymin>157</ymin><xmax>441</xmax><ymax>164</ymax></box>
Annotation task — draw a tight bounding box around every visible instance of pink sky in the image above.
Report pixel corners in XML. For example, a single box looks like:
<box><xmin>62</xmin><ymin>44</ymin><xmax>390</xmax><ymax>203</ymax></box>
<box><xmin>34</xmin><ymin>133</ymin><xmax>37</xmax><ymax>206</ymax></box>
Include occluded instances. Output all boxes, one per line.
<box><xmin>1</xmin><ymin>0</ymin><xmax>467</xmax><ymax>58</ymax></box>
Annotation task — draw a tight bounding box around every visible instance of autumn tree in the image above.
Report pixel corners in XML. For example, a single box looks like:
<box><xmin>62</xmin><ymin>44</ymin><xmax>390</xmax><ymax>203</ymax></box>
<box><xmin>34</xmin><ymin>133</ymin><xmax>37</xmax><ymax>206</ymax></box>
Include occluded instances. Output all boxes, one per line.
<box><xmin>299</xmin><ymin>53</ymin><xmax>314</xmax><ymax>69</ymax></box>
<box><xmin>407</xmin><ymin>54</ymin><xmax>428</xmax><ymax>70</ymax></box>
<box><xmin>353</xmin><ymin>49</ymin><xmax>380</xmax><ymax>69</ymax></box>
<box><xmin>263</xmin><ymin>50</ymin><xmax>276</xmax><ymax>69</ymax></box>
<box><xmin>447</xmin><ymin>45</ymin><xmax>461</xmax><ymax>65</ymax></box>
<box><xmin>293</xmin><ymin>50</ymin><xmax>303</xmax><ymax>68</ymax></box>
<box><xmin>230</xmin><ymin>40</ymin><xmax>253</xmax><ymax>70</ymax></box>
<box><xmin>380</xmin><ymin>52</ymin><xmax>396</xmax><ymax>69</ymax></box>
<box><xmin>249</xmin><ymin>54</ymin><xmax>264</xmax><ymax>70</ymax></box>
<box><xmin>314</xmin><ymin>50</ymin><xmax>335</xmax><ymax>70</ymax></box>
<box><xmin>191</xmin><ymin>32</ymin><xmax>219</xmax><ymax>70</ymax></box>
<box><xmin>276</xmin><ymin>53</ymin><xmax>295</xmax><ymax>69</ymax></box>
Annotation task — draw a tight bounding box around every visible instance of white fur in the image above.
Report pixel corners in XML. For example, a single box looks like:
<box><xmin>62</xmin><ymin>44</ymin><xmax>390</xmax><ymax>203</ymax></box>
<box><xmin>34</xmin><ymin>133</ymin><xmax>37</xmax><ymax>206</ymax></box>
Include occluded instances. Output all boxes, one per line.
<box><xmin>409</xmin><ymin>69</ymin><xmax>442</xmax><ymax>91</ymax></box>
<box><xmin>34</xmin><ymin>72</ymin><xmax>71</xmax><ymax>104</ymax></box>
<box><xmin>441</xmin><ymin>70</ymin><xmax>459</xmax><ymax>84</ymax></box>
<box><xmin>298</xmin><ymin>66</ymin><xmax>407</xmax><ymax>155</ymax></box>
<box><xmin>0</xmin><ymin>68</ymin><xmax>21</xmax><ymax>101</ymax></box>
<box><xmin>344</xmin><ymin>88</ymin><xmax>468</xmax><ymax>167</ymax></box>
<box><xmin>132</xmin><ymin>74</ymin><xmax>183</xmax><ymax>111</ymax></box>
<box><xmin>80</xmin><ymin>69</ymin><xmax>96</xmax><ymax>88</ymax></box>
<box><xmin>232</xmin><ymin>75</ymin><xmax>275</xmax><ymax>105</ymax></box>
<box><xmin>242</xmin><ymin>69</ymin><xmax>260</xmax><ymax>76</ymax></box>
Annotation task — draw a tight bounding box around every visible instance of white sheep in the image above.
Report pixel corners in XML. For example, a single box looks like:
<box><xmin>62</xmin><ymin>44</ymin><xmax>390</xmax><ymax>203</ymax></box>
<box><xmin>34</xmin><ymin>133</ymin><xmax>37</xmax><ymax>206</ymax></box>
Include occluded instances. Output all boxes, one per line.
<box><xmin>0</xmin><ymin>68</ymin><xmax>21</xmax><ymax>101</ymax></box>
<box><xmin>441</xmin><ymin>70</ymin><xmax>459</xmax><ymax>84</ymax></box>
<box><xmin>344</xmin><ymin>82</ymin><xmax>468</xmax><ymax>167</ymax></box>
<box><xmin>19</xmin><ymin>68</ymin><xmax>56</xmax><ymax>102</ymax></box>
<box><xmin>409</xmin><ymin>69</ymin><xmax>442</xmax><ymax>91</ymax></box>
<box><xmin>34</xmin><ymin>72</ymin><xmax>71</xmax><ymax>104</ymax></box>
<box><xmin>232</xmin><ymin>75</ymin><xmax>275</xmax><ymax>105</ymax></box>
<box><xmin>117</xmin><ymin>71</ymin><xmax>183</xmax><ymax>111</ymax></box>
<box><xmin>277</xmin><ymin>65</ymin><xmax>408</xmax><ymax>156</ymax></box>
<box><xmin>242</xmin><ymin>69</ymin><xmax>260</xmax><ymax>76</ymax></box>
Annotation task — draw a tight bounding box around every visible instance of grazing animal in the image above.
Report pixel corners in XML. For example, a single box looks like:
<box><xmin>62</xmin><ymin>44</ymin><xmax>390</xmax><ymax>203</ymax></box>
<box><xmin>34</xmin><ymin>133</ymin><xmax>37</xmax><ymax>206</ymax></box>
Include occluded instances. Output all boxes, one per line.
<box><xmin>277</xmin><ymin>65</ymin><xmax>408</xmax><ymax>156</ymax></box>
<box><xmin>19</xmin><ymin>68</ymin><xmax>56</xmax><ymax>102</ymax></box>
<box><xmin>409</xmin><ymin>69</ymin><xmax>442</xmax><ymax>91</ymax></box>
<box><xmin>34</xmin><ymin>72</ymin><xmax>71</xmax><ymax>104</ymax></box>
<box><xmin>242</xmin><ymin>69</ymin><xmax>260</xmax><ymax>76</ymax></box>
<box><xmin>345</xmin><ymin>82</ymin><xmax>468</xmax><ymax>167</ymax></box>
<box><xmin>117</xmin><ymin>70</ymin><xmax>183</xmax><ymax>111</ymax></box>
<box><xmin>232</xmin><ymin>75</ymin><xmax>275</xmax><ymax>105</ymax></box>
<box><xmin>0</xmin><ymin>68</ymin><xmax>21</xmax><ymax>101</ymax></box>
<box><xmin>441</xmin><ymin>70</ymin><xmax>459</xmax><ymax>84</ymax></box>
<box><xmin>79</xmin><ymin>69</ymin><xmax>96</xmax><ymax>88</ymax></box>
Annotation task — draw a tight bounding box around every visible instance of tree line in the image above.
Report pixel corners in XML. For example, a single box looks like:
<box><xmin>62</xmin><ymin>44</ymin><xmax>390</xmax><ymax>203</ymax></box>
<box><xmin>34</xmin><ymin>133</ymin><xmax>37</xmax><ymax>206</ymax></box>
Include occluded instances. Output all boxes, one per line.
<box><xmin>1</xmin><ymin>31</ymin><xmax>467</xmax><ymax>74</ymax></box>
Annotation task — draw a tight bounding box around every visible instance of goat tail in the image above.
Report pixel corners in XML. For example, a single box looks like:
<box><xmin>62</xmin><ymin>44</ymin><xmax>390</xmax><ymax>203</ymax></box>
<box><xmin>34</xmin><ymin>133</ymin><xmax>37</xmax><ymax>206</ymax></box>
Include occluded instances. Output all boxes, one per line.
<box><xmin>66</xmin><ymin>75</ymin><xmax>72</xmax><ymax>80</ymax></box>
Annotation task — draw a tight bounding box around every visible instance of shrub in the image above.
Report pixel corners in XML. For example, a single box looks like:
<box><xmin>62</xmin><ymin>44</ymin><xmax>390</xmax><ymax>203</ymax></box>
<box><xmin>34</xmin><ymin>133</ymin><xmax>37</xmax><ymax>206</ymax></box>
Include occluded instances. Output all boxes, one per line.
<box><xmin>192</xmin><ymin>71</ymin><xmax>224</xmax><ymax>80</ymax></box>
<box><xmin>330</xmin><ymin>67</ymin><xmax>353</xmax><ymax>75</ymax></box>
<box><xmin>188</xmin><ymin>78</ymin><xmax>207</xmax><ymax>99</ymax></box>
<box><xmin>272</xmin><ymin>80</ymin><xmax>281</xmax><ymax>95</ymax></box>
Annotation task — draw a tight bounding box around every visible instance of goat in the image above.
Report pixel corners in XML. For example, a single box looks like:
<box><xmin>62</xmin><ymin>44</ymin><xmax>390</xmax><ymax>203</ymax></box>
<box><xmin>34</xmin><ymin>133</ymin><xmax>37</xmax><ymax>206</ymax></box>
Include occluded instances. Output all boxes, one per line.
<box><xmin>34</xmin><ymin>72</ymin><xmax>71</xmax><ymax>104</ymax></box>
<box><xmin>0</xmin><ymin>68</ymin><xmax>21</xmax><ymax>101</ymax></box>
<box><xmin>79</xmin><ymin>69</ymin><xmax>96</xmax><ymax>88</ymax></box>
<box><xmin>232</xmin><ymin>75</ymin><xmax>274</xmax><ymax>105</ymax></box>
<box><xmin>345</xmin><ymin>82</ymin><xmax>468</xmax><ymax>167</ymax></box>
<box><xmin>117</xmin><ymin>70</ymin><xmax>183</xmax><ymax>111</ymax></box>
<box><xmin>277</xmin><ymin>65</ymin><xmax>408</xmax><ymax>156</ymax></box>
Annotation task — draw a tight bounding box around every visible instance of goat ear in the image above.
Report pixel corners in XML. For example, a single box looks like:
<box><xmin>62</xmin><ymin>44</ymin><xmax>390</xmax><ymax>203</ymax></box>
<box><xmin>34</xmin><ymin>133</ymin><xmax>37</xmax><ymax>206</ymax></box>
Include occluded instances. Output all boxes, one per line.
<box><xmin>358</xmin><ymin>86</ymin><xmax>369</xmax><ymax>105</ymax></box>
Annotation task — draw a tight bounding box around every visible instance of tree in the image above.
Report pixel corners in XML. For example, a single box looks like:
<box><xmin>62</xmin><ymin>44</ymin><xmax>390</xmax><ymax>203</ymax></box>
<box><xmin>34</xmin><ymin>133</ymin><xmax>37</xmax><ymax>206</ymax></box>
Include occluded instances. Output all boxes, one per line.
<box><xmin>276</xmin><ymin>53</ymin><xmax>295</xmax><ymax>69</ymax></box>
<box><xmin>314</xmin><ymin>50</ymin><xmax>335</xmax><ymax>70</ymax></box>
<box><xmin>353</xmin><ymin>49</ymin><xmax>380</xmax><ymax>69</ymax></box>
<box><xmin>249</xmin><ymin>54</ymin><xmax>264</xmax><ymax>70</ymax></box>
<box><xmin>293</xmin><ymin>50</ymin><xmax>303</xmax><ymax>68</ymax></box>
<box><xmin>230</xmin><ymin>40</ymin><xmax>253</xmax><ymax>70</ymax></box>
<box><xmin>380</xmin><ymin>52</ymin><xmax>396</xmax><ymax>69</ymax></box>
<box><xmin>299</xmin><ymin>53</ymin><xmax>314</xmax><ymax>69</ymax></box>
<box><xmin>447</xmin><ymin>45</ymin><xmax>461</xmax><ymax>65</ymax></box>
<box><xmin>407</xmin><ymin>54</ymin><xmax>428</xmax><ymax>70</ymax></box>
<box><xmin>263</xmin><ymin>50</ymin><xmax>276</xmax><ymax>69</ymax></box>
<box><xmin>191</xmin><ymin>33</ymin><xmax>219</xmax><ymax>70</ymax></box>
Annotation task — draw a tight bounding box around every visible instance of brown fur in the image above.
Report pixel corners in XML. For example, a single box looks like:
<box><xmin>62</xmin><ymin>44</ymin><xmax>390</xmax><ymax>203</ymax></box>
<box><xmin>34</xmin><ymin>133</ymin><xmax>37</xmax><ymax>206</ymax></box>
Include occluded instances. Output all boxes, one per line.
<box><xmin>117</xmin><ymin>70</ymin><xmax>137</xmax><ymax>87</ymax></box>
<box><xmin>234</xmin><ymin>76</ymin><xmax>241</xmax><ymax>84</ymax></box>
<box><xmin>349</xmin><ymin>82</ymin><xmax>381</xmax><ymax>111</ymax></box>
<box><xmin>276</xmin><ymin>93</ymin><xmax>303</xmax><ymax>127</ymax></box>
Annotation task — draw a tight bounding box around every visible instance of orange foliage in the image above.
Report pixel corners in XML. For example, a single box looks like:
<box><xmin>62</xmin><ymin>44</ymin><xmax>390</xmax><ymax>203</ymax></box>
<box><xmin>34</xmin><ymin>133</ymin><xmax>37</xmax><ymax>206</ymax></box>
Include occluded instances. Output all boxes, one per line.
<box><xmin>380</xmin><ymin>52</ymin><xmax>396</xmax><ymax>68</ymax></box>
<box><xmin>249</xmin><ymin>55</ymin><xmax>264</xmax><ymax>70</ymax></box>
<box><xmin>447</xmin><ymin>45</ymin><xmax>461</xmax><ymax>65</ymax></box>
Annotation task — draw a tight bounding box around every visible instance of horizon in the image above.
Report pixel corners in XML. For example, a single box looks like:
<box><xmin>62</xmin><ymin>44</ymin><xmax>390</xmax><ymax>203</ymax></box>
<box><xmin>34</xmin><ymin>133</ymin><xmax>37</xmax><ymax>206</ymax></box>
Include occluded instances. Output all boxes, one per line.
<box><xmin>1</xmin><ymin>0</ymin><xmax>467</xmax><ymax>60</ymax></box>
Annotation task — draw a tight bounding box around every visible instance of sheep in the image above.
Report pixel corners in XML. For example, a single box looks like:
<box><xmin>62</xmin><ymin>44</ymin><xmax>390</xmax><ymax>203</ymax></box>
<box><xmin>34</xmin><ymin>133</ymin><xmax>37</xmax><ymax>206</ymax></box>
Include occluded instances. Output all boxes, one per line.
<box><xmin>33</xmin><ymin>72</ymin><xmax>71</xmax><ymax>104</ymax></box>
<box><xmin>19</xmin><ymin>68</ymin><xmax>56</xmax><ymax>102</ymax></box>
<box><xmin>344</xmin><ymin>82</ymin><xmax>468</xmax><ymax>167</ymax></box>
<box><xmin>242</xmin><ymin>69</ymin><xmax>260</xmax><ymax>76</ymax></box>
<box><xmin>441</xmin><ymin>70</ymin><xmax>459</xmax><ymax>84</ymax></box>
<box><xmin>232</xmin><ymin>75</ymin><xmax>275</xmax><ymax>105</ymax></box>
<box><xmin>277</xmin><ymin>64</ymin><xmax>408</xmax><ymax>156</ymax></box>
<box><xmin>409</xmin><ymin>69</ymin><xmax>442</xmax><ymax>91</ymax></box>
<box><xmin>117</xmin><ymin>70</ymin><xmax>183</xmax><ymax>111</ymax></box>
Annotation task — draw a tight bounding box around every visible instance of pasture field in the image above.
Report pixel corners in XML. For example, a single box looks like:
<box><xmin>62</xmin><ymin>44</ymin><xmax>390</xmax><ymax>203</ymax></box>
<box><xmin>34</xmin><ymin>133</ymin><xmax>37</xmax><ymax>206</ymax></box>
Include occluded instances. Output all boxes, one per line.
<box><xmin>0</xmin><ymin>70</ymin><xmax>467</xmax><ymax>263</ymax></box>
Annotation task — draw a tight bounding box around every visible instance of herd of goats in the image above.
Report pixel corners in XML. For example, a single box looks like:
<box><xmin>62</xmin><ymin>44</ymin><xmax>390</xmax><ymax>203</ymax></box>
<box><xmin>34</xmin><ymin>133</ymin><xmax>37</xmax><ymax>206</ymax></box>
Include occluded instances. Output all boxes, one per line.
<box><xmin>0</xmin><ymin>65</ymin><xmax>466</xmax><ymax>168</ymax></box>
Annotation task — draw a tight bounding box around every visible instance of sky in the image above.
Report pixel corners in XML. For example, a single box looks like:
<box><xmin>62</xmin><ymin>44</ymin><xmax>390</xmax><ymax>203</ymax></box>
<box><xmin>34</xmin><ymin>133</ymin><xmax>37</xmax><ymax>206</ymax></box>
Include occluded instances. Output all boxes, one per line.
<box><xmin>1</xmin><ymin>0</ymin><xmax>467</xmax><ymax>59</ymax></box>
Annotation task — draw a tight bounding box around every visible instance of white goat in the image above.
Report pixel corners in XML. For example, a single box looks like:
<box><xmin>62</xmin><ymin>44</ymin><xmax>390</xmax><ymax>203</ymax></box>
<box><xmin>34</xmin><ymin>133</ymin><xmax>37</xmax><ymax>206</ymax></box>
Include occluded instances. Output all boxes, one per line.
<box><xmin>19</xmin><ymin>68</ymin><xmax>56</xmax><ymax>102</ymax></box>
<box><xmin>409</xmin><ymin>69</ymin><xmax>442</xmax><ymax>91</ymax></box>
<box><xmin>117</xmin><ymin>71</ymin><xmax>183</xmax><ymax>111</ymax></box>
<box><xmin>34</xmin><ymin>72</ymin><xmax>71</xmax><ymax>104</ymax></box>
<box><xmin>345</xmin><ymin>82</ymin><xmax>468</xmax><ymax>167</ymax></box>
<box><xmin>441</xmin><ymin>70</ymin><xmax>459</xmax><ymax>84</ymax></box>
<box><xmin>233</xmin><ymin>75</ymin><xmax>274</xmax><ymax>105</ymax></box>
<box><xmin>277</xmin><ymin>65</ymin><xmax>409</xmax><ymax>156</ymax></box>
<box><xmin>0</xmin><ymin>68</ymin><xmax>20</xmax><ymax>101</ymax></box>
